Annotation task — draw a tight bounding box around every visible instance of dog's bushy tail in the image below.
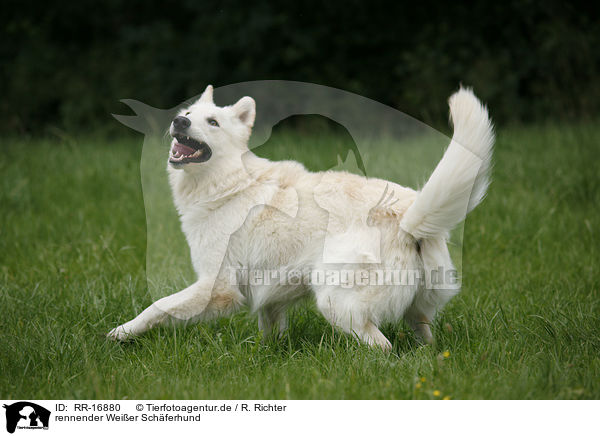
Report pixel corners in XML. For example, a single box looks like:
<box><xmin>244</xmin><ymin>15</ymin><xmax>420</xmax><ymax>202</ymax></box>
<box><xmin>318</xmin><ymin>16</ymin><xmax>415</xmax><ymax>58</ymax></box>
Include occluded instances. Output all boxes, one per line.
<box><xmin>400</xmin><ymin>87</ymin><xmax>494</xmax><ymax>239</ymax></box>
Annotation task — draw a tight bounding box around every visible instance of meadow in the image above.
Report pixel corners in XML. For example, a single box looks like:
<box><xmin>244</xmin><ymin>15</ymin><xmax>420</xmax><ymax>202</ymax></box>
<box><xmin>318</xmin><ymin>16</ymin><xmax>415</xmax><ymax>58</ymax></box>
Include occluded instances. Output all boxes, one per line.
<box><xmin>1</xmin><ymin>120</ymin><xmax>599</xmax><ymax>399</ymax></box>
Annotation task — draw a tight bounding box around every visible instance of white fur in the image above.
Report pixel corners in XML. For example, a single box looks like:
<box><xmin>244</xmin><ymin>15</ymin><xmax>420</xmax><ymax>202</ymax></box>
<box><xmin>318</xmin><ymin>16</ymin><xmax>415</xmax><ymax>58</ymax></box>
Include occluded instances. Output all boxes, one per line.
<box><xmin>400</xmin><ymin>88</ymin><xmax>495</xmax><ymax>239</ymax></box>
<box><xmin>108</xmin><ymin>85</ymin><xmax>494</xmax><ymax>349</ymax></box>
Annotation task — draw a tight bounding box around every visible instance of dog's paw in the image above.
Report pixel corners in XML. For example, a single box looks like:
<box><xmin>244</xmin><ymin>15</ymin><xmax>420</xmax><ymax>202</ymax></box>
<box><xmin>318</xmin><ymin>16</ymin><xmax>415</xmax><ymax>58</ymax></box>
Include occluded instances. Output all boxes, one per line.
<box><xmin>107</xmin><ymin>323</ymin><xmax>137</xmax><ymax>341</ymax></box>
<box><xmin>374</xmin><ymin>336</ymin><xmax>393</xmax><ymax>351</ymax></box>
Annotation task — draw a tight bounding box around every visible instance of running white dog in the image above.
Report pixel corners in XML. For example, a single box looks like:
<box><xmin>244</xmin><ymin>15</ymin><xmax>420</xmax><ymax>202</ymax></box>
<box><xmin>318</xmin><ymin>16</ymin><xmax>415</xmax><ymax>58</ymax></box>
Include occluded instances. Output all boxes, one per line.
<box><xmin>108</xmin><ymin>85</ymin><xmax>494</xmax><ymax>349</ymax></box>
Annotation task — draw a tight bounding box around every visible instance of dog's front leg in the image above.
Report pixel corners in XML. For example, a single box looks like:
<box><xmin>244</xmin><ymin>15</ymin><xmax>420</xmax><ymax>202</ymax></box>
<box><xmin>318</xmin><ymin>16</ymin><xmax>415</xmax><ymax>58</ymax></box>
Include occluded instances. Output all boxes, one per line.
<box><xmin>107</xmin><ymin>278</ymin><xmax>240</xmax><ymax>341</ymax></box>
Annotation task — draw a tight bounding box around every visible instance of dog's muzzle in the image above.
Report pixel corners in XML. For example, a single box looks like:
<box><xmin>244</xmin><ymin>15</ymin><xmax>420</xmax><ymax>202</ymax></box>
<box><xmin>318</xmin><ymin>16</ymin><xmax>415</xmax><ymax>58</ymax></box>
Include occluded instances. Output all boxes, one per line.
<box><xmin>169</xmin><ymin>134</ymin><xmax>212</xmax><ymax>164</ymax></box>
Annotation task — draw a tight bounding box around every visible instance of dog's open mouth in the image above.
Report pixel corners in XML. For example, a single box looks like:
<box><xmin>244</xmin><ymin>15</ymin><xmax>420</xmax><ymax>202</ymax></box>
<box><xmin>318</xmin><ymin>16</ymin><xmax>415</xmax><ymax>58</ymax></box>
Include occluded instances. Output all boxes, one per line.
<box><xmin>169</xmin><ymin>134</ymin><xmax>212</xmax><ymax>164</ymax></box>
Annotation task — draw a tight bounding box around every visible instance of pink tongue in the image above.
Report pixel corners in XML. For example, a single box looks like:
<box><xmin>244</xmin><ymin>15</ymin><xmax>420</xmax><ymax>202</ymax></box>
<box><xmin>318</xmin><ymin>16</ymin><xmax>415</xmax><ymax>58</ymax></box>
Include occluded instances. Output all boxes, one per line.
<box><xmin>173</xmin><ymin>142</ymin><xmax>196</xmax><ymax>156</ymax></box>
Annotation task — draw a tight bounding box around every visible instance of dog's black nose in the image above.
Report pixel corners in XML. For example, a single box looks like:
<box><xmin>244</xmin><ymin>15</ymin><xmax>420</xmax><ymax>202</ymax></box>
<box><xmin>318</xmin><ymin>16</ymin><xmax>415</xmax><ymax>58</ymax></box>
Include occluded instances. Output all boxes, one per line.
<box><xmin>172</xmin><ymin>116</ymin><xmax>191</xmax><ymax>131</ymax></box>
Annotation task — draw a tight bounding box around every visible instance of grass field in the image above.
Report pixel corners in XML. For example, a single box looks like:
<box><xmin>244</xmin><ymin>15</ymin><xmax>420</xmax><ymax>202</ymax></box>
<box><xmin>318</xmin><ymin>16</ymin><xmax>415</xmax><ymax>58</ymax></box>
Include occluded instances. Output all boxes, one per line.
<box><xmin>1</xmin><ymin>121</ymin><xmax>599</xmax><ymax>399</ymax></box>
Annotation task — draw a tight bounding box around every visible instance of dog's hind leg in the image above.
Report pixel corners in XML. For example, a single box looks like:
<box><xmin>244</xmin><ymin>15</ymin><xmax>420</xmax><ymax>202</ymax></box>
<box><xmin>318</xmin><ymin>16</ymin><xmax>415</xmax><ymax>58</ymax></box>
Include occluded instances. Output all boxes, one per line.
<box><xmin>352</xmin><ymin>321</ymin><xmax>392</xmax><ymax>350</ymax></box>
<box><xmin>404</xmin><ymin>238</ymin><xmax>461</xmax><ymax>344</ymax></box>
<box><xmin>257</xmin><ymin>305</ymin><xmax>288</xmax><ymax>341</ymax></box>
<box><xmin>314</xmin><ymin>285</ymin><xmax>392</xmax><ymax>350</ymax></box>
<box><xmin>404</xmin><ymin>303</ymin><xmax>434</xmax><ymax>344</ymax></box>
<box><xmin>107</xmin><ymin>278</ymin><xmax>244</xmax><ymax>341</ymax></box>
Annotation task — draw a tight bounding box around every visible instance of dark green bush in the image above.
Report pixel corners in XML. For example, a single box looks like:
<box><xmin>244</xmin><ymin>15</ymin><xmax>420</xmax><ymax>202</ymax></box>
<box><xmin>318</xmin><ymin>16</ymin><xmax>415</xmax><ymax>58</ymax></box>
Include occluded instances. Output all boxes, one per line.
<box><xmin>1</xmin><ymin>0</ymin><xmax>598</xmax><ymax>134</ymax></box>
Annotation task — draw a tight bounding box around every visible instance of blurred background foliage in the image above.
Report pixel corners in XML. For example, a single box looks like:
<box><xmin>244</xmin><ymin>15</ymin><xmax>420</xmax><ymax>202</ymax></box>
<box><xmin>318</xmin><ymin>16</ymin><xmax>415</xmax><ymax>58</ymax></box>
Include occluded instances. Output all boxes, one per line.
<box><xmin>1</xmin><ymin>0</ymin><xmax>599</xmax><ymax>135</ymax></box>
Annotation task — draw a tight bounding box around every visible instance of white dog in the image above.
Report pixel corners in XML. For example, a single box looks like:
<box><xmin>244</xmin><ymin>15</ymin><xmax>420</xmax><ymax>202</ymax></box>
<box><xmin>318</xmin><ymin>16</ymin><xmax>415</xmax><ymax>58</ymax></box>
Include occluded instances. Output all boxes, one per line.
<box><xmin>108</xmin><ymin>85</ymin><xmax>494</xmax><ymax>349</ymax></box>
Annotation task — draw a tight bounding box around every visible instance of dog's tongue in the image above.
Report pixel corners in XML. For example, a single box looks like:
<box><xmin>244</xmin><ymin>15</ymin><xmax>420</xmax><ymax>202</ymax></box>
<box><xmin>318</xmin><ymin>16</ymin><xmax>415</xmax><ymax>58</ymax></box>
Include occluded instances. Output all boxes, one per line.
<box><xmin>173</xmin><ymin>142</ymin><xmax>196</xmax><ymax>156</ymax></box>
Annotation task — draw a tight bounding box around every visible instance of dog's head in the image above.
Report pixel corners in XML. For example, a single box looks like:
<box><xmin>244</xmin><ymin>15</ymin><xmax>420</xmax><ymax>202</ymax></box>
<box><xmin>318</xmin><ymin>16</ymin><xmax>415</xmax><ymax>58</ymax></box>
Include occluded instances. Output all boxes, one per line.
<box><xmin>168</xmin><ymin>85</ymin><xmax>256</xmax><ymax>171</ymax></box>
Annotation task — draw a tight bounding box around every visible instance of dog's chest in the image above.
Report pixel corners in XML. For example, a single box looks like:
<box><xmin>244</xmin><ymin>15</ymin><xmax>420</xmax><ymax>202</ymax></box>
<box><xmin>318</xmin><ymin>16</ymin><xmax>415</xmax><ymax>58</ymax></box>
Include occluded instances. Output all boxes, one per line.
<box><xmin>178</xmin><ymin>184</ymin><xmax>284</xmax><ymax>274</ymax></box>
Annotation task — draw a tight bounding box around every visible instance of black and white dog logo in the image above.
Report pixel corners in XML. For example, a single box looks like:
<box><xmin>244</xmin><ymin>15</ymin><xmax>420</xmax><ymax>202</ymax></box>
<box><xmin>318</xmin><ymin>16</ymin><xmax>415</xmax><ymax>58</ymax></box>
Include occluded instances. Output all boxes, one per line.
<box><xmin>3</xmin><ymin>402</ymin><xmax>50</xmax><ymax>433</ymax></box>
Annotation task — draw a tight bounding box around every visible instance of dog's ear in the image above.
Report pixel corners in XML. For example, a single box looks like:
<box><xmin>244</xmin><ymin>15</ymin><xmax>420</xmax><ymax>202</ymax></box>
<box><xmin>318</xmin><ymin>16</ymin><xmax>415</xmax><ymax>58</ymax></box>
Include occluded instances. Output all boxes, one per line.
<box><xmin>199</xmin><ymin>85</ymin><xmax>214</xmax><ymax>104</ymax></box>
<box><xmin>233</xmin><ymin>96</ymin><xmax>256</xmax><ymax>128</ymax></box>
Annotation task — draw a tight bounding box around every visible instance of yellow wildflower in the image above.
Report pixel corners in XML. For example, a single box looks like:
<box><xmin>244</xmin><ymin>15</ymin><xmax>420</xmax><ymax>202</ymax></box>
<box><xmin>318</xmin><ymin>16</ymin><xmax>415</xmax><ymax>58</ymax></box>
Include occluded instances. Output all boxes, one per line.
<box><xmin>433</xmin><ymin>390</ymin><xmax>441</xmax><ymax>397</ymax></box>
<box><xmin>443</xmin><ymin>351</ymin><xmax>450</xmax><ymax>358</ymax></box>
<box><xmin>416</xmin><ymin>383</ymin><xmax>422</xmax><ymax>389</ymax></box>
<box><xmin>443</xmin><ymin>396</ymin><xmax>451</xmax><ymax>400</ymax></box>
<box><xmin>420</xmin><ymin>377</ymin><xmax>426</xmax><ymax>382</ymax></box>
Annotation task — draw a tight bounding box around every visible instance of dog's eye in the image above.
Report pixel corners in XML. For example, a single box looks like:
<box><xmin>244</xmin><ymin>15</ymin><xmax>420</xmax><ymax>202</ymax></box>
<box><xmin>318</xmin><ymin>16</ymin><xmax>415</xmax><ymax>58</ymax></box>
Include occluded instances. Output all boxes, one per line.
<box><xmin>185</xmin><ymin>111</ymin><xmax>191</xmax><ymax>116</ymax></box>
<box><xmin>207</xmin><ymin>118</ymin><xmax>219</xmax><ymax>127</ymax></box>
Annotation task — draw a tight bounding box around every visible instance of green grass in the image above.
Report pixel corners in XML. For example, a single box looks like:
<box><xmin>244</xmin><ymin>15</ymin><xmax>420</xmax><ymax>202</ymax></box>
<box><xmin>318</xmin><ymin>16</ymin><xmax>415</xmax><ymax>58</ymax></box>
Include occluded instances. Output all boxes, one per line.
<box><xmin>0</xmin><ymin>121</ymin><xmax>599</xmax><ymax>399</ymax></box>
